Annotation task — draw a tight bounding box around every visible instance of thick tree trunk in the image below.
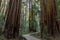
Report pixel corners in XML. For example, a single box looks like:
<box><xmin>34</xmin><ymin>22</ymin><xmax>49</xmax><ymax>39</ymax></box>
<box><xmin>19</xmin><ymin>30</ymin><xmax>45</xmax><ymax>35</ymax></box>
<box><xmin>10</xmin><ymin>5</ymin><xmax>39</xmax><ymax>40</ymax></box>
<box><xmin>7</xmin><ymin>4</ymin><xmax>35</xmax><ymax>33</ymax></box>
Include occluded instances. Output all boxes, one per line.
<box><xmin>40</xmin><ymin>0</ymin><xmax>59</xmax><ymax>37</ymax></box>
<box><xmin>4</xmin><ymin>0</ymin><xmax>21</xmax><ymax>39</ymax></box>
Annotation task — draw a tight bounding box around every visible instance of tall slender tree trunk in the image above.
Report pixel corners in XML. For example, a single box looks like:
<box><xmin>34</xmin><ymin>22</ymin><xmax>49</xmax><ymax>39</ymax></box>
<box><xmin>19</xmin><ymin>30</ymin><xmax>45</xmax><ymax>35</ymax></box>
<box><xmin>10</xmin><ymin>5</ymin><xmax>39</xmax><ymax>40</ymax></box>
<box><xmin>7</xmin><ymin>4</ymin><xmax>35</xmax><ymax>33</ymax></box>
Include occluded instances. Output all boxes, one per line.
<box><xmin>40</xmin><ymin>0</ymin><xmax>59</xmax><ymax>37</ymax></box>
<box><xmin>4</xmin><ymin>0</ymin><xmax>21</xmax><ymax>39</ymax></box>
<box><xmin>0</xmin><ymin>0</ymin><xmax>2</xmax><ymax>12</ymax></box>
<box><xmin>29</xmin><ymin>0</ymin><xmax>33</xmax><ymax>32</ymax></box>
<box><xmin>0</xmin><ymin>0</ymin><xmax>2</xmax><ymax>5</ymax></box>
<box><xmin>29</xmin><ymin>0</ymin><xmax>36</xmax><ymax>32</ymax></box>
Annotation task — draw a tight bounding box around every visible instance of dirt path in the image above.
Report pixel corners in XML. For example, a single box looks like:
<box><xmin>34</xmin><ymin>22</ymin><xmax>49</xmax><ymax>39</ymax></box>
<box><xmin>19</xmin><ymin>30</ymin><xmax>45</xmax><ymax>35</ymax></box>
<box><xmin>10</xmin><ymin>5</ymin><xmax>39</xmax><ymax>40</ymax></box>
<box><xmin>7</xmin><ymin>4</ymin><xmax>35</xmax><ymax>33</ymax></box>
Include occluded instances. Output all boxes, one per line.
<box><xmin>23</xmin><ymin>34</ymin><xmax>40</xmax><ymax>40</ymax></box>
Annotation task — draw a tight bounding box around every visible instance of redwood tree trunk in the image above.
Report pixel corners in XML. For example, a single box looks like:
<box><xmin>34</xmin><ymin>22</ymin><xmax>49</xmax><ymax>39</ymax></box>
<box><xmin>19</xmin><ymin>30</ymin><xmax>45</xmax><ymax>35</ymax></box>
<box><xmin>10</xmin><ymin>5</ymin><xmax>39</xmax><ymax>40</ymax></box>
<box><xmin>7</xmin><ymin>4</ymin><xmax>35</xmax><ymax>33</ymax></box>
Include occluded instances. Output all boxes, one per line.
<box><xmin>40</xmin><ymin>0</ymin><xmax>59</xmax><ymax>37</ymax></box>
<box><xmin>29</xmin><ymin>1</ymin><xmax>36</xmax><ymax>32</ymax></box>
<box><xmin>4</xmin><ymin>0</ymin><xmax>21</xmax><ymax>39</ymax></box>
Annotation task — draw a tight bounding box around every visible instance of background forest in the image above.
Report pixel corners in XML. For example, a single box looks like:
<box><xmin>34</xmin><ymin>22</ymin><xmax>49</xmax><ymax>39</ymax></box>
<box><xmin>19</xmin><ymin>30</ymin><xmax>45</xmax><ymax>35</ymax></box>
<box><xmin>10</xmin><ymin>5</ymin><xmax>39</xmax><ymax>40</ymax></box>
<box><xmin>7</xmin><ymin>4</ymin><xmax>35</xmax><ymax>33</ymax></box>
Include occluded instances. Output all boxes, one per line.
<box><xmin>0</xmin><ymin>0</ymin><xmax>40</xmax><ymax>34</ymax></box>
<box><xmin>0</xmin><ymin>0</ymin><xmax>60</xmax><ymax>40</ymax></box>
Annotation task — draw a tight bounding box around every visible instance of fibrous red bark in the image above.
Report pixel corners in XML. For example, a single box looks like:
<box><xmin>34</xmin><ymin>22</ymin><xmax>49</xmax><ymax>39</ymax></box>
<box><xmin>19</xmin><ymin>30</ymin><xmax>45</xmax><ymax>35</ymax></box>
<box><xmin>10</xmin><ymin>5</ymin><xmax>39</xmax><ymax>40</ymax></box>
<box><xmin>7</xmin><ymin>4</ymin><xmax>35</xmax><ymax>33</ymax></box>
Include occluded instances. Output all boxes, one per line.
<box><xmin>40</xmin><ymin>0</ymin><xmax>59</xmax><ymax>37</ymax></box>
<box><xmin>4</xmin><ymin>0</ymin><xmax>21</xmax><ymax>39</ymax></box>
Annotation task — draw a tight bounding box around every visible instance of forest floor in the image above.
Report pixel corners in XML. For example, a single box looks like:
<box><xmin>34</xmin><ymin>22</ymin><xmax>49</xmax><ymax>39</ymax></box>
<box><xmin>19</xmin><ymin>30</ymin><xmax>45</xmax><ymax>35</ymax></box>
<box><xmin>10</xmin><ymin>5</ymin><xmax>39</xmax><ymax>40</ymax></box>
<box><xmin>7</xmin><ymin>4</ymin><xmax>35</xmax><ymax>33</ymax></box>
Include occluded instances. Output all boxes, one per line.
<box><xmin>23</xmin><ymin>32</ymin><xmax>60</xmax><ymax>40</ymax></box>
<box><xmin>0</xmin><ymin>34</ymin><xmax>26</xmax><ymax>40</ymax></box>
<box><xmin>0</xmin><ymin>34</ymin><xmax>40</xmax><ymax>40</ymax></box>
<box><xmin>0</xmin><ymin>32</ymin><xmax>60</xmax><ymax>40</ymax></box>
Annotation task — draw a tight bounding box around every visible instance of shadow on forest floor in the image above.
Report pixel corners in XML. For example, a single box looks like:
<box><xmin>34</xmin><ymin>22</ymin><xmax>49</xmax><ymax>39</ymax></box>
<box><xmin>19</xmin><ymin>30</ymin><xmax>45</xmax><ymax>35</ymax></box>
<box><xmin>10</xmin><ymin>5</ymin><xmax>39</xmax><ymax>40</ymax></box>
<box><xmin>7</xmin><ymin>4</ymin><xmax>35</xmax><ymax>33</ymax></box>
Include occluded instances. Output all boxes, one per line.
<box><xmin>31</xmin><ymin>32</ymin><xmax>60</xmax><ymax>40</ymax></box>
<box><xmin>0</xmin><ymin>32</ymin><xmax>60</xmax><ymax>40</ymax></box>
<box><xmin>0</xmin><ymin>34</ymin><xmax>27</xmax><ymax>40</ymax></box>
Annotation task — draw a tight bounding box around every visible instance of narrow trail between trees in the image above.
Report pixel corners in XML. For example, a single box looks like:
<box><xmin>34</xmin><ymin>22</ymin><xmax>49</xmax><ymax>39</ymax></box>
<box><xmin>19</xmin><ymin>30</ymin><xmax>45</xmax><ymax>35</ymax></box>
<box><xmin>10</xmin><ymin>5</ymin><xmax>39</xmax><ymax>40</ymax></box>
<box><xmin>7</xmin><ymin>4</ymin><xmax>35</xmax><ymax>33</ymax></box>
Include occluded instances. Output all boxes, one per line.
<box><xmin>23</xmin><ymin>34</ymin><xmax>40</xmax><ymax>40</ymax></box>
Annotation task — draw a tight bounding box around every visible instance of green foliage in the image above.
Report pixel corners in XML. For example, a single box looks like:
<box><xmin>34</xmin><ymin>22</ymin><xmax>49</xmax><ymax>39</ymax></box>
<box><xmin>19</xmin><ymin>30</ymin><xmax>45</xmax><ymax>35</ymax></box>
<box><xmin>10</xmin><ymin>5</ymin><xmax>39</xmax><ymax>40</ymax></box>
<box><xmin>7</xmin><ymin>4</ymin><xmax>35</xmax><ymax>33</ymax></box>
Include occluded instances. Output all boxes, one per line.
<box><xmin>57</xmin><ymin>0</ymin><xmax>60</xmax><ymax>18</ymax></box>
<box><xmin>20</xmin><ymin>0</ymin><xmax>41</xmax><ymax>34</ymax></box>
<box><xmin>32</xmin><ymin>0</ymin><xmax>40</xmax><ymax>32</ymax></box>
<box><xmin>0</xmin><ymin>13</ymin><xmax>5</xmax><ymax>27</ymax></box>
